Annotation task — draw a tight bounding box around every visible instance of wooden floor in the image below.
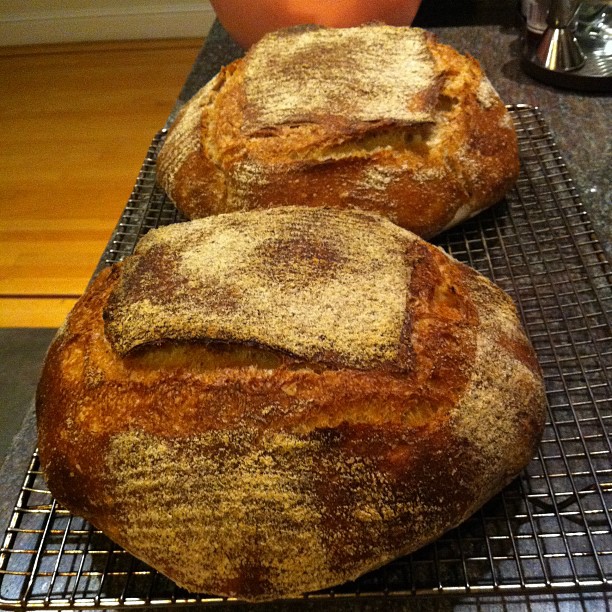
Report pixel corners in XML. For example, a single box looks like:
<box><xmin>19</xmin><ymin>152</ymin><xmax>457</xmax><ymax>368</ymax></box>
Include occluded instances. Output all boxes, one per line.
<box><xmin>0</xmin><ymin>39</ymin><xmax>203</xmax><ymax>327</ymax></box>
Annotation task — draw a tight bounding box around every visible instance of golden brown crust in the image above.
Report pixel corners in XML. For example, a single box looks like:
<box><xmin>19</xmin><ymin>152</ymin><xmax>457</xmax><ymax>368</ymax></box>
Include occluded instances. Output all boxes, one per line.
<box><xmin>36</xmin><ymin>208</ymin><xmax>545</xmax><ymax>602</ymax></box>
<box><xmin>156</xmin><ymin>26</ymin><xmax>519</xmax><ymax>238</ymax></box>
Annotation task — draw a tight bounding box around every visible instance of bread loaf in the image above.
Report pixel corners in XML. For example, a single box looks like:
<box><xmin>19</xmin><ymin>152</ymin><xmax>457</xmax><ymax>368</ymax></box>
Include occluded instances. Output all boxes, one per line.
<box><xmin>36</xmin><ymin>207</ymin><xmax>546</xmax><ymax>602</ymax></box>
<box><xmin>156</xmin><ymin>25</ymin><xmax>519</xmax><ymax>239</ymax></box>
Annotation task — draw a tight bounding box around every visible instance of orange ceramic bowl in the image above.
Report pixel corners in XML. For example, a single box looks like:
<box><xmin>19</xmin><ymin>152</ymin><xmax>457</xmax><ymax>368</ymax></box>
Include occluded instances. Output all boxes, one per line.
<box><xmin>210</xmin><ymin>0</ymin><xmax>423</xmax><ymax>48</ymax></box>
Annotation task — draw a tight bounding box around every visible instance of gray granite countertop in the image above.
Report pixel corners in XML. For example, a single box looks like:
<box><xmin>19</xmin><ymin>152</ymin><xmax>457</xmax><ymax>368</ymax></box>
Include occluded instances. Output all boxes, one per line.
<box><xmin>1</xmin><ymin>5</ymin><xmax>610</xmax><ymax>610</ymax></box>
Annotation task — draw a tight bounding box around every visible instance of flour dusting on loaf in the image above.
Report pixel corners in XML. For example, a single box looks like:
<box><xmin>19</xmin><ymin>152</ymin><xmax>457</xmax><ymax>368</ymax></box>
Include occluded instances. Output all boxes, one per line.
<box><xmin>156</xmin><ymin>78</ymin><xmax>215</xmax><ymax>189</ymax></box>
<box><xmin>105</xmin><ymin>208</ymin><xmax>411</xmax><ymax>369</ymax></box>
<box><xmin>103</xmin><ymin>427</ymin><xmax>432</xmax><ymax>598</ymax></box>
<box><xmin>105</xmin><ymin>429</ymin><xmax>331</xmax><ymax>597</ymax></box>
<box><xmin>243</xmin><ymin>26</ymin><xmax>441</xmax><ymax>133</ymax></box>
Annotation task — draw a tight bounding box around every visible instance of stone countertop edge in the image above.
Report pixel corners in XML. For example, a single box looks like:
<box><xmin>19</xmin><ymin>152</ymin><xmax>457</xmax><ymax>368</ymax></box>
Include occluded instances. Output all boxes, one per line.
<box><xmin>0</xmin><ymin>16</ymin><xmax>610</xmax><ymax>609</ymax></box>
<box><xmin>0</xmin><ymin>402</ymin><xmax>37</xmax><ymax>543</ymax></box>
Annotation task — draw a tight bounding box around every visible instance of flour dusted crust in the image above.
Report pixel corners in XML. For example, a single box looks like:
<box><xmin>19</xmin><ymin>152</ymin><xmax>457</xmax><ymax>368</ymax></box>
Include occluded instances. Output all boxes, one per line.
<box><xmin>156</xmin><ymin>25</ymin><xmax>519</xmax><ymax>239</ymax></box>
<box><xmin>242</xmin><ymin>26</ymin><xmax>440</xmax><ymax>131</ymax></box>
<box><xmin>104</xmin><ymin>209</ymin><xmax>411</xmax><ymax>369</ymax></box>
<box><xmin>37</xmin><ymin>208</ymin><xmax>546</xmax><ymax>602</ymax></box>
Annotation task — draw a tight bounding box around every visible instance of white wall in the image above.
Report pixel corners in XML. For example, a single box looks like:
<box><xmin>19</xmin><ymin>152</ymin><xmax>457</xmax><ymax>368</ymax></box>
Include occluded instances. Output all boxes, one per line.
<box><xmin>0</xmin><ymin>0</ymin><xmax>216</xmax><ymax>46</ymax></box>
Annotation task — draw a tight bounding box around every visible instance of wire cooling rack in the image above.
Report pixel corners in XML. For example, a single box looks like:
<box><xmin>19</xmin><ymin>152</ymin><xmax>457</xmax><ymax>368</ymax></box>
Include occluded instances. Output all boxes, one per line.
<box><xmin>0</xmin><ymin>105</ymin><xmax>610</xmax><ymax>609</ymax></box>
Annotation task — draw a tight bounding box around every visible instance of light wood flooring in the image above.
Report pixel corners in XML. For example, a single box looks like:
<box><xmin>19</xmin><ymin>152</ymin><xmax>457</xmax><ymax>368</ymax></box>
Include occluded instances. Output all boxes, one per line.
<box><xmin>0</xmin><ymin>38</ymin><xmax>203</xmax><ymax>327</ymax></box>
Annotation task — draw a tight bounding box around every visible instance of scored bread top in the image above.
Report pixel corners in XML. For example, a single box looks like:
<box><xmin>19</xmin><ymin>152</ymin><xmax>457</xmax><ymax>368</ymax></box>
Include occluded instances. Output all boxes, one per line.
<box><xmin>242</xmin><ymin>26</ymin><xmax>442</xmax><ymax>135</ymax></box>
<box><xmin>155</xmin><ymin>25</ymin><xmax>520</xmax><ymax>239</ymax></box>
<box><xmin>104</xmin><ymin>208</ymin><xmax>416</xmax><ymax>370</ymax></box>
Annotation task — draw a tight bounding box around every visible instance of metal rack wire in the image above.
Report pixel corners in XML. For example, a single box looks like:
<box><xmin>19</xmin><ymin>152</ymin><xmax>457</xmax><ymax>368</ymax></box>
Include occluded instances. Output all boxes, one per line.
<box><xmin>0</xmin><ymin>105</ymin><xmax>610</xmax><ymax>609</ymax></box>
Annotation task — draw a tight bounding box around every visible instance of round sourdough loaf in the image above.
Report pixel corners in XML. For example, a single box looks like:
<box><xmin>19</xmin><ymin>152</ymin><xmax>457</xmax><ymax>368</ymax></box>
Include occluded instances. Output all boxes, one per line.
<box><xmin>156</xmin><ymin>25</ymin><xmax>519</xmax><ymax>239</ymax></box>
<box><xmin>36</xmin><ymin>207</ymin><xmax>546</xmax><ymax>602</ymax></box>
